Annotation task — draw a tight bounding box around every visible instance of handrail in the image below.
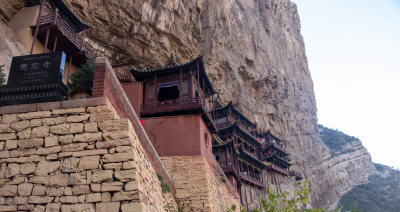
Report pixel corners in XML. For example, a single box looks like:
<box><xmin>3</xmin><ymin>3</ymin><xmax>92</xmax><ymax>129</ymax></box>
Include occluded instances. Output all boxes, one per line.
<box><xmin>239</xmin><ymin>172</ymin><xmax>265</xmax><ymax>187</ymax></box>
<box><xmin>269</xmin><ymin>164</ymin><xmax>289</xmax><ymax>175</ymax></box>
<box><xmin>39</xmin><ymin>14</ymin><xmax>94</xmax><ymax>58</ymax></box>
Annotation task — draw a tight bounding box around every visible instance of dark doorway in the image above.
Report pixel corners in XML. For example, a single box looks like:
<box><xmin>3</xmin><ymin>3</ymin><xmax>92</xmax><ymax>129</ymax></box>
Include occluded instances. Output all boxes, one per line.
<box><xmin>158</xmin><ymin>84</ymin><xmax>179</xmax><ymax>102</ymax></box>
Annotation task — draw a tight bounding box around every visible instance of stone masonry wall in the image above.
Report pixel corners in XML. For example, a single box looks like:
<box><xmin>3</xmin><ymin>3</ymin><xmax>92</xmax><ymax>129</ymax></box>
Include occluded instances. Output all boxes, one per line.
<box><xmin>0</xmin><ymin>98</ymin><xmax>177</xmax><ymax>212</ymax></box>
<box><xmin>161</xmin><ymin>156</ymin><xmax>240</xmax><ymax>212</ymax></box>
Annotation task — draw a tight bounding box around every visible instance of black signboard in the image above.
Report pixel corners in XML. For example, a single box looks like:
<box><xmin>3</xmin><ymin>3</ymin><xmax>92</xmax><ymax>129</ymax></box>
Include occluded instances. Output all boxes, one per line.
<box><xmin>0</xmin><ymin>52</ymin><xmax>68</xmax><ymax>106</ymax></box>
<box><xmin>7</xmin><ymin>52</ymin><xmax>66</xmax><ymax>87</ymax></box>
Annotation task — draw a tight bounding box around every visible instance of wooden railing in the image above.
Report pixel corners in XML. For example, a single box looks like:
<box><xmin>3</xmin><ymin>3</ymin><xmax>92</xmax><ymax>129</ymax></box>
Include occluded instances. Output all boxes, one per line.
<box><xmin>269</xmin><ymin>164</ymin><xmax>289</xmax><ymax>176</ymax></box>
<box><xmin>240</xmin><ymin>146</ymin><xmax>259</xmax><ymax>161</ymax></box>
<box><xmin>262</xmin><ymin>152</ymin><xmax>289</xmax><ymax>164</ymax></box>
<box><xmin>40</xmin><ymin>13</ymin><xmax>94</xmax><ymax>59</ymax></box>
<box><xmin>264</xmin><ymin>141</ymin><xmax>285</xmax><ymax>153</ymax></box>
<box><xmin>141</xmin><ymin>97</ymin><xmax>204</xmax><ymax>115</ymax></box>
<box><xmin>219</xmin><ymin>162</ymin><xmax>239</xmax><ymax>177</ymax></box>
<box><xmin>239</xmin><ymin>172</ymin><xmax>265</xmax><ymax>187</ymax></box>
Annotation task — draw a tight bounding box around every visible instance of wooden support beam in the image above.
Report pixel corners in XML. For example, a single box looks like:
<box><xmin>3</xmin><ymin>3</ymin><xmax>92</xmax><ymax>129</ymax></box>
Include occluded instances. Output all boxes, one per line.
<box><xmin>30</xmin><ymin>0</ymin><xmax>45</xmax><ymax>55</ymax></box>
<box><xmin>44</xmin><ymin>29</ymin><xmax>50</xmax><ymax>53</ymax></box>
<box><xmin>52</xmin><ymin>36</ymin><xmax>58</xmax><ymax>52</ymax></box>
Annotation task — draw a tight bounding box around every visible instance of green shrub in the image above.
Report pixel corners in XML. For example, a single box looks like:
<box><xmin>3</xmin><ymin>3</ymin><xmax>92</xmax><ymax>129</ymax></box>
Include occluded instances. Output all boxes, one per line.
<box><xmin>67</xmin><ymin>59</ymin><xmax>94</xmax><ymax>96</ymax></box>
<box><xmin>0</xmin><ymin>65</ymin><xmax>6</xmax><ymax>85</ymax></box>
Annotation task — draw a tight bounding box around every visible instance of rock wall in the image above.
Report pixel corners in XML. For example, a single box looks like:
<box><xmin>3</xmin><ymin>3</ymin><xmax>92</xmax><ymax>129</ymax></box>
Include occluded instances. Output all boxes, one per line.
<box><xmin>161</xmin><ymin>156</ymin><xmax>241</xmax><ymax>212</ymax></box>
<box><xmin>0</xmin><ymin>98</ymin><xmax>177</xmax><ymax>212</ymax></box>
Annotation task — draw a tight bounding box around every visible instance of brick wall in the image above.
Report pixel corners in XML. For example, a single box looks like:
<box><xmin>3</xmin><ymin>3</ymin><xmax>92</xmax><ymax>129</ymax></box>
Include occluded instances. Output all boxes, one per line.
<box><xmin>92</xmin><ymin>57</ymin><xmax>175</xmax><ymax>196</ymax></box>
<box><xmin>0</xmin><ymin>98</ymin><xmax>177</xmax><ymax>211</ymax></box>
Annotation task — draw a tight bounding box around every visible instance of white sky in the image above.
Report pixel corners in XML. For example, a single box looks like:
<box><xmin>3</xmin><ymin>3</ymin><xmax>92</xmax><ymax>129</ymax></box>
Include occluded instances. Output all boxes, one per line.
<box><xmin>292</xmin><ymin>0</ymin><xmax>400</xmax><ymax>169</ymax></box>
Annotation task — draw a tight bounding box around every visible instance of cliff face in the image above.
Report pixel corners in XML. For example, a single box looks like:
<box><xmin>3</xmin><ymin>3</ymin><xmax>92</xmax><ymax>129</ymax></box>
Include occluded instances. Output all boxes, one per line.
<box><xmin>0</xmin><ymin>0</ymin><xmax>376</xmax><ymax>209</ymax></box>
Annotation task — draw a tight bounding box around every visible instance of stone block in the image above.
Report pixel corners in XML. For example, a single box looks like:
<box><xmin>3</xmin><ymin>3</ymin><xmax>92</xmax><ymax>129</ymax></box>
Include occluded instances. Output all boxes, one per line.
<box><xmin>59</xmin><ymin>135</ymin><xmax>74</xmax><ymax>145</ymax></box>
<box><xmin>72</xmin><ymin>185</ymin><xmax>90</xmax><ymax>195</ymax></box>
<box><xmin>123</xmin><ymin>161</ymin><xmax>136</xmax><ymax>170</ymax></box>
<box><xmin>96</xmin><ymin>202</ymin><xmax>120</xmax><ymax>212</ymax></box>
<box><xmin>95</xmin><ymin>138</ymin><xmax>131</xmax><ymax>149</ymax></box>
<box><xmin>5</xmin><ymin>163</ymin><xmax>20</xmax><ymax>178</ymax></box>
<box><xmin>84</xmin><ymin>122</ymin><xmax>97</xmax><ymax>133</ymax></box>
<box><xmin>68</xmin><ymin>172</ymin><xmax>87</xmax><ymax>185</ymax></box>
<box><xmin>101</xmin><ymin>192</ymin><xmax>111</xmax><ymax>201</ymax></box>
<box><xmin>73</xmin><ymin>132</ymin><xmax>102</xmax><ymax>143</ymax></box>
<box><xmin>121</xmin><ymin>203</ymin><xmax>147</xmax><ymax>212</ymax></box>
<box><xmin>10</xmin><ymin>148</ymin><xmax>36</xmax><ymax>157</ymax></box>
<box><xmin>103</xmin><ymin>162</ymin><xmax>122</xmax><ymax>170</ymax></box>
<box><xmin>60</xmin><ymin>203</ymin><xmax>95</xmax><ymax>212</ymax></box>
<box><xmin>78</xmin><ymin>155</ymin><xmax>99</xmax><ymax>170</ymax></box>
<box><xmin>5</xmin><ymin>140</ymin><xmax>17</xmax><ymax>150</ymax></box>
<box><xmin>31</xmin><ymin>126</ymin><xmax>49</xmax><ymax>138</ymax></box>
<box><xmin>90</xmin><ymin>183</ymin><xmax>101</xmax><ymax>192</ymax></box>
<box><xmin>46</xmin><ymin>187</ymin><xmax>64</xmax><ymax>196</ymax></box>
<box><xmin>18</xmin><ymin>111</ymin><xmax>51</xmax><ymax>120</ymax></box>
<box><xmin>35</xmin><ymin>161</ymin><xmax>60</xmax><ymax>175</ymax></box>
<box><xmin>61</xmin><ymin>157</ymin><xmax>79</xmax><ymax>173</ymax></box>
<box><xmin>49</xmin><ymin>174</ymin><xmax>69</xmax><ymax>187</ymax></box>
<box><xmin>64</xmin><ymin>187</ymin><xmax>72</xmax><ymax>195</ymax></box>
<box><xmin>102</xmin><ymin>153</ymin><xmax>132</xmax><ymax>163</ymax></box>
<box><xmin>0</xmin><ymin>205</ymin><xmax>17</xmax><ymax>211</ymax></box>
<box><xmin>29</xmin><ymin>175</ymin><xmax>49</xmax><ymax>185</ymax></box>
<box><xmin>97</xmin><ymin>112</ymin><xmax>117</xmax><ymax>121</ymax></box>
<box><xmin>69</xmin><ymin>123</ymin><xmax>84</xmax><ymax>134</ymax></box>
<box><xmin>116</xmin><ymin>146</ymin><xmax>133</xmax><ymax>153</ymax></box>
<box><xmin>0</xmin><ymin>151</ymin><xmax>9</xmax><ymax>159</ymax></box>
<box><xmin>91</xmin><ymin>170</ymin><xmax>113</xmax><ymax>183</ymax></box>
<box><xmin>59</xmin><ymin>196</ymin><xmax>78</xmax><ymax>204</ymax></box>
<box><xmin>103</xmin><ymin>131</ymin><xmax>129</xmax><ymax>140</ymax></box>
<box><xmin>125</xmin><ymin>181</ymin><xmax>139</xmax><ymax>191</ymax></box>
<box><xmin>61</xmin><ymin>143</ymin><xmax>88</xmax><ymax>152</ymax></box>
<box><xmin>20</xmin><ymin>163</ymin><xmax>36</xmax><ymax>175</ymax></box>
<box><xmin>45</xmin><ymin>203</ymin><xmax>61</xmax><ymax>212</ymax></box>
<box><xmin>114</xmin><ymin>169</ymin><xmax>136</xmax><ymax>181</ymax></box>
<box><xmin>86</xmin><ymin>193</ymin><xmax>101</xmax><ymax>203</ymax></box>
<box><xmin>10</xmin><ymin>120</ymin><xmax>30</xmax><ymax>131</ymax></box>
<box><xmin>0</xmin><ymin>133</ymin><xmax>16</xmax><ymax>141</ymax></box>
<box><xmin>18</xmin><ymin>205</ymin><xmax>34</xmax><ymax>211</ymax></box>
<box><xmin>98</xmin><ymin>119</ymin><xmax>130</xmax><ymax>132</ymax></box>
<box><xmin>101</xmin><ymin>182</ymin><xmax>123</xmax><ymax>192</ymax></box>
<box><xmin>0</xmin><ymin>185</ymin><xmax>17</xmax><ymax>196</ymax></box>
<box><xmin>36</xmin><ymin>146</ymin><xmax>61</xmax><ymax>155</ymax></box>
<box><xmin>14</xmin><ymin>196</ymin><xmax>27</xmax><ymax>205</ymax></box>
<box><xmin>9</xmin><ymin>177</ymin><xmax>24</xmax><ymax>185</ymax></box>
<box><xmin>1</xmin><ymin>114</ymin><xmax>17</xmax><ymax>124</ymax></box>
<box><xmin>17</xmin><ymin>128</ymin><xmax>31</xmax><ymax>139</ymax></box>
<box><xmin>28</xmin><ymin>196</ymin><xmax>54</xmax><ymax>204</ymax></box>
<box><xmin>17</xmin><ymin>138</ymin><xmax>43</xmax><ymax>149</ymax></box>
<box><xmin>71</xmin><ymin>149</ymin><xmax>108</xmax><ymax>157</ymax></box>
<box><xmin>52</xmin><ymin>108</ymin><xmax>86</xmax><ymax>115</ymax></box>
<box><xmin>0</xmin><ymin>124</ymin><xmax>11</xmax><ymax>134</ymax></box>
<box><xmin>42</xmin><ymin>117</ymin><xmax>65</xmax><ymax>126</ymax></box>
<box><xmin>45</xmin><ymin>135</ymin><xmax>59</xmax><ymax>147</ymax></box>
<box><xmin>0</xmin><ymin>142</ymin><xmax>4</xmax><ymax>151</ymax></box>
<box><xmin>32</xmin><ymin>185</ymin><xmax>46</xmax><ymax>195</ymax></box>
<box><xmin>49</xmin><ymin>124</ymin><xmax>71</xmax><ymax>135</ymax></box>
<box><xmin>17</xmin><ymin>183</ymin><xmax>33</xmax><ymax>196</ymax></box>
<box><xmin>66</xmin><ymin>114</ymin><xmax>90</xmax><ymax>123</ymax></box>
<box><xmin>30</xmin><ymin>119</ymin><xmax>42</xmax><ymax>127</ymax></box>
<box><xmin>112</xmin><ymin>191</ymin><xmax>139</xmax><ymax>201</ymax></box>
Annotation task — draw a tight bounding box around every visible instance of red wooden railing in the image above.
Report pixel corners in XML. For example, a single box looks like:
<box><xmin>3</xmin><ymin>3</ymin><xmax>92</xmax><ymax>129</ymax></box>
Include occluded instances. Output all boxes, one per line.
<box><xmin>239</xmin><ymin>172</ymin><xmax>265</xmax><ymax>187</ymax></box>
<box><xmin>269</xmin><ymin>164</ymin><xmax>289</xmax><ymax>176</ymax></box>
<box><xmin>141</xmin><ymin>97</ymin><xmax>204</xmax><ymax>115</ymax></box>
<box><xmin>40</xmin><ymin>13</ymin><xmax>94</xmax><ymax>59</ymax></box>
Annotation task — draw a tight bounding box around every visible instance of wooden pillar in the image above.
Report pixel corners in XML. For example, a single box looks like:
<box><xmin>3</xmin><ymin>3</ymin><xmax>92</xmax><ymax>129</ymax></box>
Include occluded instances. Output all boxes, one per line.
<box><xmin>30</xmin><ymin>0</ymin><xmax>45</xmax><ymax>55</ymax></box>
<box><xmin>52</xmin><ymin>36</ymin><xmax>58</xmax><ymax>52</ymax></box>
<box><xmin>66</xmin><ymin>56</ymin><xmax>72</xmax><ymax>83</ymax></box>
<box><xmin>44</xmin><ymin>29</ymin><xmax>50</xmax><ymax>53</ymax></box>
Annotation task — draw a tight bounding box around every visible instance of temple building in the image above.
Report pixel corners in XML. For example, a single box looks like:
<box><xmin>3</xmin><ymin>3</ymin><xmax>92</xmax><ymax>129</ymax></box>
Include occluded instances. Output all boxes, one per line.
<box><xmin>8</xmin><ymin>0</ymin><xmax>94</xmax><ymax>83</ymax></box>
<box><xmin>211</xmin><ymin>102</ymin><xmax>267</xmax><ymax>210</ymax></box>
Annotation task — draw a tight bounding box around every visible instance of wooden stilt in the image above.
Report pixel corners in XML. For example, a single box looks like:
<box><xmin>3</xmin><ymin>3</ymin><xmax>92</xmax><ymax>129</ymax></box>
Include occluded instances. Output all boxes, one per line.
<box><xmin>52</xmin><ymin>36</ymin><xmax>58</xmax><ymax>52</ymax></box>
<box><xmin>30</xmin><ymin>0</ymin><xmax>45</xmax><ymax>55</ymax></box>
<box><xmin>44</xmin><ymin>29</ymin><xmax>50</xmax><ymax>53</ymax></box>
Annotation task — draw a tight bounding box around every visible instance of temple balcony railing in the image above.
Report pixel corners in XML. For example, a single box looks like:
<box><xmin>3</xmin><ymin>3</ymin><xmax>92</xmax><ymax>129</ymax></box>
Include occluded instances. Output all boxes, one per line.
<box><xmin>219</xmin><ymin>162</ymin><xmax>239</xmax><ymax>178</ymax></box>
<box><xmin>39</xmin><ymin>13</ymin><xmax>94</xmax><ymax>59</ymax></box>
<box><xmin>239</xmin><ymin>172</ymin><xmax>265</xmax><ymax>188</ymax></box>
<box><xmin>262</xmin><ymin>153</ymin><xmax>290</xmax><ymax>165</ymax></box>
<box><xmin>239</xmin><ymin>146</ymin><xmax>259</xmax><ymax>161</ymax></box>
<box><xmin>141</xmin><ymin>97</ymin><xmax>204</xmax><ymax>116</ymax></box>
<box><xmin>268</xmin><ymin>164</ymin><xmax>289</xmax><ymax>176</ymax></box>
<box><xmin>263</xmin><ymin>141</ymin><xmax>286</xmax><ymax>153</ymax></box>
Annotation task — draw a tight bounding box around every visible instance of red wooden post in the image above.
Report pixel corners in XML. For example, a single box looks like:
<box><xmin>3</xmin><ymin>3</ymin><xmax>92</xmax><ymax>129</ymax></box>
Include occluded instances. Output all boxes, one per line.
<box><xmin>30</xmin><ymin>0</ymin><xmax>45</xmax><ymax>55</ymax></box>
<box><xmin>44</xmin><ymin>29</ymin><xmax>50</xmax><ymax>53</ymax></box>
<box><xmin>52</xmin><ymin>36</ymin><xmax>58</xmax><ymax>52</ymax></box>
<box><xmin>54</xmin><ymin>9</ymin><xmax>58</xmax><ymax>24</ymax></box>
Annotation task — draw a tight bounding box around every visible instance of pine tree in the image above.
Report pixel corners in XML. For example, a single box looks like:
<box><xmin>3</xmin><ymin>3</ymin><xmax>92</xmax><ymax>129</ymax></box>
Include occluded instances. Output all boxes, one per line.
<box><xmin>67</xmin><ymin>59</ymin><xmax>94</xmax><ymax>95</ymax></box>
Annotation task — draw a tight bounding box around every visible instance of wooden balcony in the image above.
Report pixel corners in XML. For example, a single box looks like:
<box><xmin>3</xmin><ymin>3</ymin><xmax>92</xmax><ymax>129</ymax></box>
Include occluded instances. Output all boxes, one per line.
<box><xmin>264</xmin><ymin>142</ymin><xmax>286</xmax><ymax>154</ymax></box>
<box><xmin>35</xmin><ymin>13</ymin><xmax>94</xmax><ymax>65</ymax></box>
<box><xmin>268</xmin><ymin>164</ymin><xmax>289</xmax><ymax>176</ymax></box>
<box><xmin>239</xmin><ymin>172</ymin><xmax>265</xmax><ymax>188</ymax></box>
<box><xmin>262</xmin><ymin>153</ymin><xmax>290</xmax><ymax>166</ymax></box>
<box><xmin>219</xmin><ymin>162</ymin><xmax>239</xmax><ymax>178</ymax></box>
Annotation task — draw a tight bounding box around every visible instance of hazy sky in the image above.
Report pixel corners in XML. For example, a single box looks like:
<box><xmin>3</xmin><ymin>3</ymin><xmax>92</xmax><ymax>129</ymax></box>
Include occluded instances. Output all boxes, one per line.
<box><xmin>292</xmin><ymin>0</ymin><xmax>400</xmax><ymax>169</ymax></box>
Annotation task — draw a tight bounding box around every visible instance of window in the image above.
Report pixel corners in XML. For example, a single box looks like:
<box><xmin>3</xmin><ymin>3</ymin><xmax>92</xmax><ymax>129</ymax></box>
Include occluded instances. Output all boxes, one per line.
<box><xmin>157</xmin><ymin>84</ymin><xmax>179</xmax><ymax>102</ymax></box>
<box><xmin>147</xmin><ymin>86</ymin><xmax>154</xmax><ymax>101</ymax></box>
<box><xmin>215</xmin><ymin>117</ymin><xmax>227</xmax><ymax>124</ymax></box>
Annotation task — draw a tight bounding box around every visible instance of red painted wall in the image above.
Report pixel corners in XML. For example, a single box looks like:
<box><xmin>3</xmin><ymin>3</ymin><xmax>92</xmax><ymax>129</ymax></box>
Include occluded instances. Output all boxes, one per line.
<box><xmin>121</xmin><ymin>82</ymin><xmax>143</xmax><ymax>116</ymax></box>
<box><xmin>143</xmin><ymin>115</ymin><xmax>214</xmax><ymax>163</ymax></box>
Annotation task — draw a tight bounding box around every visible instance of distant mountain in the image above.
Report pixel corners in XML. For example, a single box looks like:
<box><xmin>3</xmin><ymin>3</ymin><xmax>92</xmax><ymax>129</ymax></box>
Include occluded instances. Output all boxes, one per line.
<box><xmin>337</xmin><ymin>161</ymin><xmax>400</xmax><ymax>211</ymax></box>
